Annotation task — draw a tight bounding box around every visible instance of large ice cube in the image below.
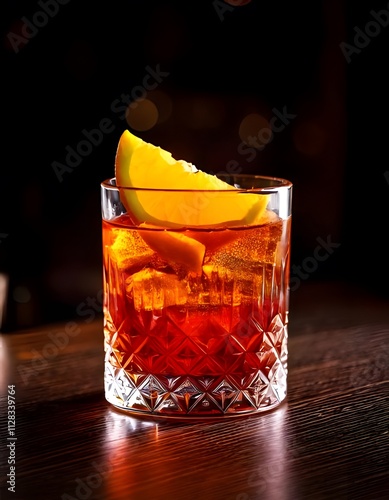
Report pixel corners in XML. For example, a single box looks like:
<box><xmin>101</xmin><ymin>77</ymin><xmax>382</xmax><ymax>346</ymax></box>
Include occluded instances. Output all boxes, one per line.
<box><xmin>109</xmin><ymin>228</ymin><xmax>155</xmax><ymax>272</ymax></box>
<box><xmin>126</xmin><ymin>268</ymin><xmax>188</xmax><ymax>311</ymax></box>
<box><xmin>206</xmin><ymin>213</ymin><xmax>282</xmax><ymax>269</ymax></box>
<box><xmin>201</xmin><ymin>213</ymin><xmax>283</xmax><ymax>303</ymax></box>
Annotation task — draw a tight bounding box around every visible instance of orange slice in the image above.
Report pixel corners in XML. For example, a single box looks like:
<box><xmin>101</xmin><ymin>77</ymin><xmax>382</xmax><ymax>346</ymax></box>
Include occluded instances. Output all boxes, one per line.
<box><xmin>115</xmin><ymin>130</ymin><xmax>268</xmax><ymax>228</ymax></box>
<box><xmin>138</xmin><ymin>224</ymin><xmax>205</xmax><ymax>274</ymax></box>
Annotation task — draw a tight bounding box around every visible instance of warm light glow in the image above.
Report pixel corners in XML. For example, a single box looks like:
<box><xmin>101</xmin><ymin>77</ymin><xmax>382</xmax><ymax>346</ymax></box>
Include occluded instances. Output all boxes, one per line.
<box><xmin>244</xmin><ymin>404</ymin><xmax>291</xmax><ymax>498</ymax></box>
<box><xmin>239</xmin><ymin>113</ymin><xmax>272</xmax><ymax>149</ymax></box>
<box><xmin>0</xmin><ymin>336</ymin><xmax>9</xmax><ymax>393</ymax></box>
<box><xmin>104</xmin><ymin>409</ymin><xmax>157</xmax><ymax>450</ymax></box>
<box><xmin>0</xmin><ymin>274</ymin><xmax>8</xmax><ymax>328</ymax></box>
<box><xmin>103</xmin><ymin>409</ymin><xmax>159</xmax><ymax>498</ymax></box>
<box><xmin>125</xmin><ymin>99</ymin><xmax>159</xmax><ymax>131</ymax></box>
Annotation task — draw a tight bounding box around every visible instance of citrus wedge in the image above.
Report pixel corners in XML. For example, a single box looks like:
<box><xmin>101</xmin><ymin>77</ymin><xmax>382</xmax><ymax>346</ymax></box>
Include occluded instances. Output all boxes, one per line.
<box><xmin>115</xmin><ymin>129</ymin><xmax>268</xmax><ymax>228</ymax></box>
<box><xmin>138</xmin><ymin>224</ymin><xmax>205</xmax><ymax>274</ymax></box>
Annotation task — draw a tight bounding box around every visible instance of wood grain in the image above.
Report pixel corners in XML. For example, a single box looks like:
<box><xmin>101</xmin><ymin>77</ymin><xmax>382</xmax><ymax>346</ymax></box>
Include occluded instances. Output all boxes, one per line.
<box><xmin>1</xmin><ymin>282</ymin><xmax>388</xmax><ymax>500</ymax></box>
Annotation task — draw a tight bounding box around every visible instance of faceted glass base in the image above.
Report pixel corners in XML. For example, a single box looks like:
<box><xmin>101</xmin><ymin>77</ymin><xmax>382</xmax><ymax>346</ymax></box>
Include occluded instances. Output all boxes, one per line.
<box><xmin>104</xmin><ymin>323</ymin><xmax>287</xmax><ymax>419</ymax></box>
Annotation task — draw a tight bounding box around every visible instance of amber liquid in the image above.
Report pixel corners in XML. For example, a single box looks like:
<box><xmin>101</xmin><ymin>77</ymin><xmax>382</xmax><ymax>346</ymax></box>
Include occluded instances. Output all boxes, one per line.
<box><xmin>103</xmin><ymin>212</ymin><xmax>290</xmax><ymax>418</ymax></box>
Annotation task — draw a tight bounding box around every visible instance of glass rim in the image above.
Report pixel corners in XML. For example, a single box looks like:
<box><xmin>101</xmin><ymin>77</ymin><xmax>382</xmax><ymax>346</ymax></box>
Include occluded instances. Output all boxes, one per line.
<box><xmin>101</xmin><ymin>174</ymin><xmax>293</xmax><ymax>193</ymax></box>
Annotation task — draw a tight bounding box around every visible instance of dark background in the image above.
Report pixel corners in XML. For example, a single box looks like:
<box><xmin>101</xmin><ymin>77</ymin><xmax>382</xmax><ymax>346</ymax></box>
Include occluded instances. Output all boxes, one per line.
<box><xmin>1</xmin><ymin>0</ymin><xmax>388</xmax><ymax>331</ymax></box>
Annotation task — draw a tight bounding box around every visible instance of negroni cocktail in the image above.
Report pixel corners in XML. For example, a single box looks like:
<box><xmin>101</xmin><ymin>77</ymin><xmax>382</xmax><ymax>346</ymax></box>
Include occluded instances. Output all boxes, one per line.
<box><xmin>101</xmin><ymin>130</ymin><xmax>292</xmax><ymax>418</ymax></box>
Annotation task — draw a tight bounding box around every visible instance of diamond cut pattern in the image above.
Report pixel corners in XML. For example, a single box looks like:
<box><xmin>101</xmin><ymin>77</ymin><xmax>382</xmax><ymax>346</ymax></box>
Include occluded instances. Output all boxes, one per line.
<box><xmin>104</xmin><ymin>310</ymin><xmax>288</xmax><ymax>417</ymax></box>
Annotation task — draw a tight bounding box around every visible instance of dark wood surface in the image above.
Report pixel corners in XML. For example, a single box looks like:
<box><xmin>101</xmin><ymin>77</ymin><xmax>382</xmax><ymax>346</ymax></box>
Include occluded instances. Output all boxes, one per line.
<box><xmin>1</xmin><ymin>281</ymin><xmax>389</xmax><ymax>500</ymax></box>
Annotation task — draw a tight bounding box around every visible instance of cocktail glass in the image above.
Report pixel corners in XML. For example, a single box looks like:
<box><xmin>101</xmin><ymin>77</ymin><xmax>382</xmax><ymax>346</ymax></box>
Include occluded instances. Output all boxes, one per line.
<box><xmin>101</xmin><ymin>174</ymin><xmax>292</xmax><ymax>419</ymax></box>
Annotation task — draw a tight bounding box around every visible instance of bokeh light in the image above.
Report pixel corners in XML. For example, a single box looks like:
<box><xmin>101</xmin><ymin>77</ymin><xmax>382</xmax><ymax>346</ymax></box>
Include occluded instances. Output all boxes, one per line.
<box><xmin>224</xmin><ymin>0</ymin><xmax>252</xmax><ymax>6</ymax></box>
<box><xmin>0</xmin><ymin>274</ymin><xmax>8</xmax><ymax>328</ymax></box>
<box><xmin>239</xmin><ymin>113</ymin><xmax>272</xmax><ymax>149</ymax></box>
<box><xmin>125</xmin><ymin>99</ymin><xmax>159</xmax><ymax>131</ymax></box>
<box><xmin>4</xmin><ymin>19</ymin><xmax>32</xmax><ymax>53</ymax></box>
<box><xmin>13</xmin><ymin>285</ymin><xmax>31</xmax><ymax>304</ymax></box>
<box><xmin>148</xmin><ymin>90</ymin><xmax>173</xmax><ymax>124</ymax></box>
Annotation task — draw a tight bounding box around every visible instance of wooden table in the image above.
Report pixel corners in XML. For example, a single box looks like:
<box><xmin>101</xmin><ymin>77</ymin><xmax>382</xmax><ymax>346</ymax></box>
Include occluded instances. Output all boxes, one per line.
<box><xmin>1</xmin><ymin>282</ymin><xmax>388</xmax><ymax>500</ymax></box>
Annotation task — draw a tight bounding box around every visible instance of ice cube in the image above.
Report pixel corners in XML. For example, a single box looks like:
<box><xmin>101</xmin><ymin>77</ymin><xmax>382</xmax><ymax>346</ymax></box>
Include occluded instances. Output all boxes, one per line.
<box><xmin>126</xmin><ymin>268</ymin><xmax>188</xmax><ymax>311</ymax></box>
<box><xmin>201</xmin><ymin>213</ymin><xmax>283</xmax><ymax>302</ymax></box>
<box><xmin>109</xmin><ymin>228</ymin><xmax>155</xmax><ymax>272</ymax></box>
<box><xmin>206</xmin><ymin>213</ymin><xmax>282</xmax><ymax>268</ymax></box>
